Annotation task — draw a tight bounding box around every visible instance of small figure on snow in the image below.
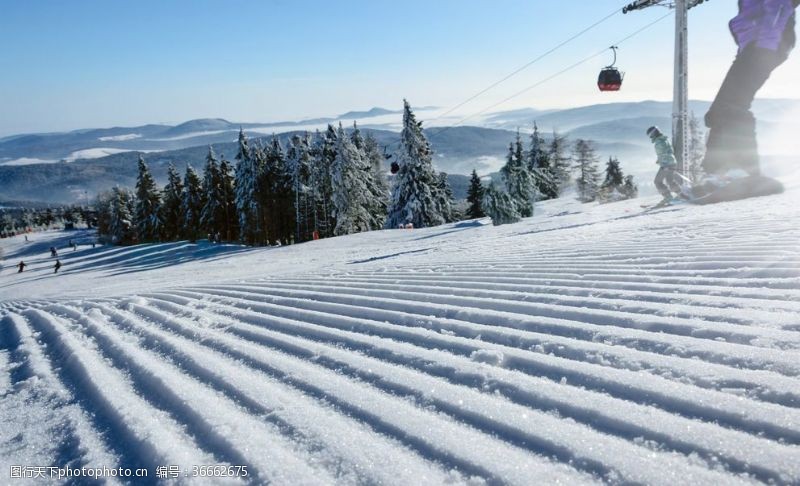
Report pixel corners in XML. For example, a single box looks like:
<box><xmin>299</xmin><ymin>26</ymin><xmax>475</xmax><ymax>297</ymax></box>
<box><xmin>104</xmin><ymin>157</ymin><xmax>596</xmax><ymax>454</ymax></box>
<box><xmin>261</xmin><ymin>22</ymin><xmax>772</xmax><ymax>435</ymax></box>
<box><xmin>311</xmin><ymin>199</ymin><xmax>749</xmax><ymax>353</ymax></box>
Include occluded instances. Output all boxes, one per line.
<box><xmin>72</xmin><ymin>242</ymin><xmax>77</xmax><ymax>251</ymax></box>
<box><xmin>647</xmin><ymin>126</ymin><xmax>684</xmax><ymax>203</ymax></box>
<box><xmin>54</xmin><ymin>259</ymin><xmax>61</xmax><ymax>274</ymax></box>
<box><xmin>17</xmin><ymin>261</ymin><xmax>26</xmax><ymax>273</ymax></box>
<box><xmin>50</xmin><ymin>247</ymin><xmax>58</xmax><ymax>257</ymax></box>
<box><xmin>24</xmin><ymin>235</ymin><xmax>28</xmax><ymax>242</ymax></box>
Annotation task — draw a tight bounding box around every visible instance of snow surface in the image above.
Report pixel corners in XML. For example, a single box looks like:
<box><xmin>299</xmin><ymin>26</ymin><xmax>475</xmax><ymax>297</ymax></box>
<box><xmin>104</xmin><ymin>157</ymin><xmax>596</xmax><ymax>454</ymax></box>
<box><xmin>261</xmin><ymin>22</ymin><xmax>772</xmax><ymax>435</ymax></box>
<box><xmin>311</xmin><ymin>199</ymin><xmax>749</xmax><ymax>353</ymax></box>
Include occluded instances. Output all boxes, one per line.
<box><xmin>1</xmin><ymin>190</ymin><xmax>799</xmax><ymax>484</ymax></box>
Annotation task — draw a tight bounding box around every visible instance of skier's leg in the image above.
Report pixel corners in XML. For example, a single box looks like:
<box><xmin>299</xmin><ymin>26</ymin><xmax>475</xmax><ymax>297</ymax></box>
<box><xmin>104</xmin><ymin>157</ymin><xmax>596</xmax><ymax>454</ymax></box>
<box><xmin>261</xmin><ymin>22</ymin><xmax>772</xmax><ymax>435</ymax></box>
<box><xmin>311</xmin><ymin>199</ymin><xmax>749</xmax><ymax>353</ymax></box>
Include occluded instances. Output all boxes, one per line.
<box><xmin>703</xmin><ymin>21</ymin><xmax>795</xmax><ymax>176</ymax></box>
<box><xmin>654</xmin><ymin>168</ymin><xmax>672</xmax><ymax>199</ymax></box>
<box><xmin>666</xmin><ymin>167</ymin><xmax>684</xmax><ymax>194</ymax></box>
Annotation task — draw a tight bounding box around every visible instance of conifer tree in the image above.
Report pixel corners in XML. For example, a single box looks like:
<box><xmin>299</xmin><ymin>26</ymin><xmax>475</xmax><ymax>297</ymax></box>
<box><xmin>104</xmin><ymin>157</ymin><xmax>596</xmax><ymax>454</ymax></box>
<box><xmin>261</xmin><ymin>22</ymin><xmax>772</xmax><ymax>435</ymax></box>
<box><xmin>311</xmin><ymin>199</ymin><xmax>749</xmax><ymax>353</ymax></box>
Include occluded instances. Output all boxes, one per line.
<box><xmin>548</xmin><ymin>131</ymin><xmax>572</xmax><ymax>194</ymax></box>
<box><xmin>181</xmin><ymin>165</ymin><xmax>204</xmax><ymax>242</ymax></box>
<box><xmin>219</xmin><ymin>157</ymin><xmax>237</xmax><ymax>241</ymax></box>
<box><xmin>572</xmin><ymin>139</ymin><xmax>601</xmax><ymax>203</ymax></box>
<box><xmin>482</xmin><ymin>183</ymin><xmax>521</xmax><ymax>226</ymax></box>
<box><xmin>109</xmin><ymin>187</ymin><xmax>135</xmax><ymax>245</ymax></box>
<box><xmin>160</xmin><ymin>164</ymin><xmax>184</xmax><ymax>241</ymax></box>
<box><xmin>134</xmin><ymin>155</ymin><xmax>162</xmax><ymax>242</ymax></box>
<box><xmin>332</xmin><ymin>124</ymin><xmax>373</xmax><ymax>235</ymax></box>
<box><xmin>286</xmin><ymin>134</ymin><xmax>313</xmax><ymax>242</ymax></box>
<box><xmin>529</xmin><ymin>123</ymin><xmax>557</xmax><ymax>199</ymax></box>
<box><xmin>200</xmin><ymin>146</ymin><xmax>225</xmax><ymax>239</ymax></box>
<box><xmin>261</xmin><ymin>136</ymin><xmax>293</xmax><ymax>244</ymax></box>
<box><xmin>310</xmin><ymin>126</ymin><xmax>337</xmax><ymax>238</ymax></box>
<box><xmin>500</xmin><ymin>132</ymin><xmax>535</xmax><ymax>217</ymax></box>
<box><xmin>466</xmin><ymin>169</ymin><xmax>485</xmax><ymax>219</ymax></box>
<box><xmin>234</xmin><ymin>129</ymin><xmax>260</xmax><ymax>244</ymax></box>
<box><xmin>386</xmin><ymin>100</ymin><xmax>445</xmax><ymax>229</ymax></box>
<box><xmin>436</xmin><ymin>172</ymin><xmax>455</xmax><ymax>223</ymax></box>
<box><xmin>362</xmin><ymin>133</ymin><xmax>390</xmax><ymax>229</ymax></box>
<box><xmin>598</xmin><ymin>156</ymin><xmax>632</xmax><ymax>202</ymax></box>
<box><xmin>622</xmin><ymin>175</ymin><xmax>639</xmax><ymax>199</ymax></box>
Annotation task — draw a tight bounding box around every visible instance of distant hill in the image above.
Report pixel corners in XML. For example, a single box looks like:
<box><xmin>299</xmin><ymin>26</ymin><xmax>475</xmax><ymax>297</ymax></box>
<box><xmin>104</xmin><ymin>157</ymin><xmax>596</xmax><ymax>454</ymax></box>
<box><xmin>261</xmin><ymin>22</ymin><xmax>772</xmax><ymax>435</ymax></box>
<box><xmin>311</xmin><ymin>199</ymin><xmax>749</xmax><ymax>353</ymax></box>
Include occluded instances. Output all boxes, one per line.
<box><xmin>1</xmin><ymin>99</ymin><xmax>798</xmax><ymax>203</ymax></box>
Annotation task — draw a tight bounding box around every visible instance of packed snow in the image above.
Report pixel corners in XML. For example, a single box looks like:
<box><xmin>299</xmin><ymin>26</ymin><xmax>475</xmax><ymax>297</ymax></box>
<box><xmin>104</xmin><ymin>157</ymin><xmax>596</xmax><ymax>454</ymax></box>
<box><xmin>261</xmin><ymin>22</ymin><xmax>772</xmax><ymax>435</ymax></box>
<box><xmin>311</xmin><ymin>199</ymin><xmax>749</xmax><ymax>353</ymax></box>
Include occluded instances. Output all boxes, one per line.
<box><xmin>1</xmin><ymin>190</ymin><xmax>799</xmax><ymax>484</ymax></box>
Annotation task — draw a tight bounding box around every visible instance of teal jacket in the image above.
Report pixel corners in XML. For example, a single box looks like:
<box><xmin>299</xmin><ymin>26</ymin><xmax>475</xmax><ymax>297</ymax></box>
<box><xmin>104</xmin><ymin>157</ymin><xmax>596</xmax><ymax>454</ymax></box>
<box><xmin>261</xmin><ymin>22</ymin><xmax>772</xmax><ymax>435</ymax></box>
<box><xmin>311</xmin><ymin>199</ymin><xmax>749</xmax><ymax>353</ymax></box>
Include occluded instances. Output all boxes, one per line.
<box><xmin>651</xmin><ymin>134</ymin><xmax>677</xmax><ymax>168</ymax></box>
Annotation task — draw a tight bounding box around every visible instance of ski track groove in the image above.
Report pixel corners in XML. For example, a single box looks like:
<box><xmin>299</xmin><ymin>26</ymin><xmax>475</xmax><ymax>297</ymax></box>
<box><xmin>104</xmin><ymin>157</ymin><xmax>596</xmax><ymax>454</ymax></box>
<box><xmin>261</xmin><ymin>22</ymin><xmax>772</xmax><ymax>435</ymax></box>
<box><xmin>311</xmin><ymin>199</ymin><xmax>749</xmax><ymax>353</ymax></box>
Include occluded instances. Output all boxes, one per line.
<box><xmin>150</xmin><ymin>290</ymin><xmax>800</xmax><ymax>447</ymax></box>
<box><xmin>44</xmin><ymin>303</ymin><xmax>337</xmax><ymax>485</ymax></box>
<box><xmin>82</xmin><ymin>301</ymin><xmax>468</xmax><ymax>486</ymax></box>
<box><xmin>138</xmin><ymin>294</ymin><xmax>800</xmax><ymax>483</ymax></box>
<box><xmin>3</xmin><ymin>195</ymin><xmax>799</xmax><ymax>484</ymax></box>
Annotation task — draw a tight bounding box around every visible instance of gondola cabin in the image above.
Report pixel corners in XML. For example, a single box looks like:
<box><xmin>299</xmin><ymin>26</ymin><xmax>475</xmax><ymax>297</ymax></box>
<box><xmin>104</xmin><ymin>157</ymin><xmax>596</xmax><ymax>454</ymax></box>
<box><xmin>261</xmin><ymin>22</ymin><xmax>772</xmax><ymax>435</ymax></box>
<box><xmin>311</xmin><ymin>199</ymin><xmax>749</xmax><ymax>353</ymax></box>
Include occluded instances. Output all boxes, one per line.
<box><xmin>598</xmin><ymin>67</ymin><xmax>623</xmax><ymax>91</ymax></box>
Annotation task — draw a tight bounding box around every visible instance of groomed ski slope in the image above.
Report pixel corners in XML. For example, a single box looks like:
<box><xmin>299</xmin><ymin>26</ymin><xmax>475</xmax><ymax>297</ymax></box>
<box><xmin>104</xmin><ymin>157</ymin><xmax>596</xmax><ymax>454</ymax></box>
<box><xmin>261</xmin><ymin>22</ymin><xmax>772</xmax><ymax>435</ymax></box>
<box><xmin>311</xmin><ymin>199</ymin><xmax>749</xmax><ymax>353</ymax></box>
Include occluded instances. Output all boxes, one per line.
<box><xmin>1</xmin><ymin>190</ymin><xmax>799</xmax><ymax>485</ymax></box>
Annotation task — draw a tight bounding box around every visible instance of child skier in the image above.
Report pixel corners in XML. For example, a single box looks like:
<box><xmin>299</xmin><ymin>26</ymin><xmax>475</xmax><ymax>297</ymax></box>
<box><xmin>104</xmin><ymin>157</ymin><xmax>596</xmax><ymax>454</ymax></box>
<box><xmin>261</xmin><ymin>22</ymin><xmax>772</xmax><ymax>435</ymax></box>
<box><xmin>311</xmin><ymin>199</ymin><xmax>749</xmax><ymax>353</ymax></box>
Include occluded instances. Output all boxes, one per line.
<box><xmin>701</xmin><ymin>0</ymin><xmax>797</xmax><ymax>185</ymax></box>
<box><xmin>54</xmin><ymin>259</ymin><xmax>61</xmax><ymax>274</ymax></box>
<box><xmin>647</xmin><ymin>126</ymin><xmax>683</xmax><ymax>203</ymax></box>
<box><xmin>17</xmin><ymin>261</ymin><xmax>26</xmax><ymax>273</ymax></box>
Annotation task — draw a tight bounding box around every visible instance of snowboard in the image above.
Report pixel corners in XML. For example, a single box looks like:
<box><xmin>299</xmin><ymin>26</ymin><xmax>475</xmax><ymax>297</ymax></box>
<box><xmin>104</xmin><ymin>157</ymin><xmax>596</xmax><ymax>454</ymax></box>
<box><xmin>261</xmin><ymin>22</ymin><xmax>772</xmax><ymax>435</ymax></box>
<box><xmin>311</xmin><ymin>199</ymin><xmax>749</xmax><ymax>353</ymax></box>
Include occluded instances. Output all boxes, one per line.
<box><xmin>689</xmin><ymin>175</ymin><xmax>784</xmax><ymax>205</ymax></box>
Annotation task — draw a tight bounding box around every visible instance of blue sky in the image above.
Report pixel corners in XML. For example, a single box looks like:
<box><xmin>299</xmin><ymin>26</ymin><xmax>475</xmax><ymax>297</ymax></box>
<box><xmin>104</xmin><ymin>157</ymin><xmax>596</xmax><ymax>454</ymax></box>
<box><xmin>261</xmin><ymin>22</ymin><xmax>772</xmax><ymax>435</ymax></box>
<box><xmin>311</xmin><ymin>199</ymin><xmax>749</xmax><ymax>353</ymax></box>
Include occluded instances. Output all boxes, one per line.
<box><xmin>1</xmin><ymin>0</ymin><xmax>797</xmax><ymax>136</ymax></box>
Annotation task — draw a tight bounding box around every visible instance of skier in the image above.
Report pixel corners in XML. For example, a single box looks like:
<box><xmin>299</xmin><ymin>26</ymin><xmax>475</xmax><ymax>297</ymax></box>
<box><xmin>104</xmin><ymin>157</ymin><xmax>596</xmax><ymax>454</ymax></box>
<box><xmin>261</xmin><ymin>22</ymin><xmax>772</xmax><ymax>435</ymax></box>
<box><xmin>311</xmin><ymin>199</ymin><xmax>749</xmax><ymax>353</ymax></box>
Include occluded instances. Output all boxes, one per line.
<box><xmin>54</xmin><ymin>259</ymin><xmax>61</xmax><ymax>274</ymax></box>
<box><xmin>699</xmin><ymin>0</ymin><xmax>797</xmax><ymax>191</ymax></box>
<box><xmin>17</xmin><ymin>261</ymin><xmax>26</xmax><ymax>273</ymax></box>
<box><xmin>647</xmin><ymin>126</ymin><xmax>684</xmax><ymax>204</ymax></box>
<box><xmin>50</xmin><ymin>247</ymin><xmax>58</xmax><ymax>257</ymax></box>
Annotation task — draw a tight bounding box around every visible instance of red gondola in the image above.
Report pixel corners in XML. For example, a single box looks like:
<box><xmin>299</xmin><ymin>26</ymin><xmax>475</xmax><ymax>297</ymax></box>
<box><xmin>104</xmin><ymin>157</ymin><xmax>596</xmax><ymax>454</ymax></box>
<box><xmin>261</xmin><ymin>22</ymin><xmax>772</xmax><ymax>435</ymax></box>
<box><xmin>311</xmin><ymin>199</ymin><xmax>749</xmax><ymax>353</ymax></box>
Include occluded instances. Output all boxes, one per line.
<box><xmin>598</xmin><ymin>46</ymin><xmax>624</xmax><ymax>92</ymax></box>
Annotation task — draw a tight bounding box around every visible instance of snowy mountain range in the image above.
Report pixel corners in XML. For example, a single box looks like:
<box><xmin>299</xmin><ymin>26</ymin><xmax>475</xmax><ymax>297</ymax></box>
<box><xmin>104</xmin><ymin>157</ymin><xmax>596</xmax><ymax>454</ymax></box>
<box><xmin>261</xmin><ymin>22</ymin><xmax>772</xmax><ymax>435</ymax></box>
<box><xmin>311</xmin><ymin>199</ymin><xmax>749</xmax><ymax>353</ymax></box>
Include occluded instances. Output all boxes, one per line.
<box><xmin>1</xmin><ymin>99</ymin><xmax>798</xmax><ymax>204</ymax></box>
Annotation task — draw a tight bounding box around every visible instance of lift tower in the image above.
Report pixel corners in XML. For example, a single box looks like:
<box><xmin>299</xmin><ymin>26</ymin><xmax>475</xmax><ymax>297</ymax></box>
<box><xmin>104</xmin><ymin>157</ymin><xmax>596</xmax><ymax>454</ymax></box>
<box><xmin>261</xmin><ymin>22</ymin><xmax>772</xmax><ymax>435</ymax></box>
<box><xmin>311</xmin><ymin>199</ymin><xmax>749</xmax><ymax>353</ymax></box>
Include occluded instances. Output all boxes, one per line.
<box><xmin>623</xmin><ymin>0</ymin><xmax>709</xmax><ymax>175</ymax></box>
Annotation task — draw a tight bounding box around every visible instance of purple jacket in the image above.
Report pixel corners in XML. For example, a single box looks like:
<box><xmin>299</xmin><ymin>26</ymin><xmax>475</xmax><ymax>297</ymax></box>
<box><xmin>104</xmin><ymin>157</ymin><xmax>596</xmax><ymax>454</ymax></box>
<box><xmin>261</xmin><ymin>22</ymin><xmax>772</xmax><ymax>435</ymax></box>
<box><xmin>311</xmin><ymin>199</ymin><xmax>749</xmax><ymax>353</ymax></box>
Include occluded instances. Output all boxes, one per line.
<box><xmin>730</xmin><ymin>0</ymin><xmax>797</xmax><ymax>51</ymax></box>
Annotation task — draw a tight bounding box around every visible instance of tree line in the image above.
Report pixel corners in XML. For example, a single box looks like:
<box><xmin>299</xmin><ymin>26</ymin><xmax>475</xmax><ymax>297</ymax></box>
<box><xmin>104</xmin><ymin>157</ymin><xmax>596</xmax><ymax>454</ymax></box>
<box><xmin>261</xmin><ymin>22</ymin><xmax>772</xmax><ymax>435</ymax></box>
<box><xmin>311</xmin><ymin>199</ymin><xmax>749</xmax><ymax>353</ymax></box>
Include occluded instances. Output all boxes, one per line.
<box><xmin>95</xmin><ymin>99</ymin><xmax>643</xmax><ymax>243</ymax></box>
<box><xmin>466</xmin><ymin>124</ymin><xmax>638</xmax><ymax>226</ymax></box>
<box><xmin>96</xmin><ymin>100</ymin><xmax>460</xmax><ymax>245</ymax></box>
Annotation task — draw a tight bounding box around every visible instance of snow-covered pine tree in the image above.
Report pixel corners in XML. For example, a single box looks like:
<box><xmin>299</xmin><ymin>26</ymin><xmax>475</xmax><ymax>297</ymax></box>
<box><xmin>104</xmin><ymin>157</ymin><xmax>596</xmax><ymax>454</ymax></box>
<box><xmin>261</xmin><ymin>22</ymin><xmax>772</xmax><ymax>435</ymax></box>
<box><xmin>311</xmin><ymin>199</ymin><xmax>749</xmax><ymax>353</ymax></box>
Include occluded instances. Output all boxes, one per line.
<box><xmin>219</xmin><ymin>157</ymin><xmax>237</xmax><ymax>241</ymax></box>
<box><xmin>109</xmin><ymin>186</ymin><xmax>135</xmax><ymax>245</ymax></box>
<box><xmin>362</xmin><ymin>132</ymin><xmax>390</xmax><ymax>229</ymax></box>
<box><xmin>572</xmin><ymin>139</ymin><xmax>601</xmax><ymax>203</ymax></box>
<box><xmin>482</xmin><ymin>183</ymin><xmax>521</xmax><ymax>226</ymax></box>
<box><xmin>160</xmin><ymin>164</ymin><xmax>184</xmax><ymax>241</ymax></box>
<box><xmin>286</xmin><ymin>134</ymin><xmax>313</xmax><ymax>242</ymax></box>
<box><xmin>528</xmin><ymin>122</ymin><xmax>557</xmax><ymax>200</ymax></box>
<box><xmin>181</xmin><ymin>165</ymin><xmax>204</xmax><ymax>242</ymax></box>
<box><xmin>688</xmin><ymin>112</ymin><xmax>705</xmax><ymax>183</ymax></box>
<box><xmin>330</xmin><ymin>123</ymin><xmax>373</xmax><ymax>235</ymax></box>
<box><xmin>200</xmin><ymin>146</ymin><xmax>225</xmax><ymax>239</ymax></box>
<box><xmin>466</xmin><ymin>169</ymin><xmax>485</xmax><ymax>218</ymax></box>
<box><xmin>386</xmin><ymin>100</ymin><xmax>445</xmax><ymax>229</ymax></box>
<box><xmin>134</xmin><ymin>155</ymin><xmax>162</xmax><ymax>242</ymax></box>
<box><xmin>234</xmin><ymin>129</ymin><xmax>260</xmax><ymax>245</ymax></box>
<box><xmin>436</xmin><ymin>172</ymin><xmax>455</xmax><ymax>223</ymax></box>
<box><xmin>598</xmin><ymin>156</ymin><xmax>627</xmax><ymax>202</ymax></box>
<box><xmin>309</xmin><ymin>126</ymin><xmax>337</xmax><ymax>238</ymax></box>
<box><xmin>262</xmin><ymin>135</ymin><xmax>294</xmax><ymax>244</ymax></box>
<box><xmin>500</xmin><ymin>132</ymin><xmax>535</xmax><ymax>217</ymax></box>
<box><xmin>548</xmin><ymin>130</ymin><xmax>572</xmax><ymax>194</ymax></box>
<box><xmin>622</xmin><ymin>175</ymin><xmax>639</xmax><ymax>199</ymax></box>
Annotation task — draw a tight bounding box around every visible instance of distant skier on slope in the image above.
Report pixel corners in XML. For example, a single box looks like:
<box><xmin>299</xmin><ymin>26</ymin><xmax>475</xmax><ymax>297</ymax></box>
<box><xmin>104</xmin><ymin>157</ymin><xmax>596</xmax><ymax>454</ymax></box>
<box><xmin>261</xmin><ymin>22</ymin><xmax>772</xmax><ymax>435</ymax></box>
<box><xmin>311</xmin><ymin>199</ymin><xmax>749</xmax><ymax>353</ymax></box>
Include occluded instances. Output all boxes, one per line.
<box><xmin>54</xmin><ymin>259</ymin><xmax>61</xmax><ymax>274</ymax></box>
<box><xmin>17</xmin><ymin>261</ymin><xmax>26</xmax><ymax>273</ymax></box>
<box><xmin>695</xmin><ymin>0</ymin><xmax>797</xmax><ymax>199</ymax></box>
<box><xmin>50</xmin><ymin>247</ymin><xmax>58</xmax><ymax>257</ymax></box>
<box><xmin>647</xmin><ymin>126</ymin><xmax>684</xmax><ymax>204</ymax></box>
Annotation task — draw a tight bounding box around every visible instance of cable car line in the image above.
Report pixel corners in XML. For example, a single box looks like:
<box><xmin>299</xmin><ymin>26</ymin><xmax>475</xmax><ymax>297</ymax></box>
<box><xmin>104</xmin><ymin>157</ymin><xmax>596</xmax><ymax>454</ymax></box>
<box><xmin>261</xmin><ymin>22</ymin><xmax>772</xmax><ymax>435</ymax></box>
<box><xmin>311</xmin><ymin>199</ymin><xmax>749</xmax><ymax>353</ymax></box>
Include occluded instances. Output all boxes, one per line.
<box><xmin>427</xmin><ymin>10</ymin><xmax>672</xmax><ymax>139</ymax></box>
<box><xmin>424</xmin><ymin>3</ymin><xmax>630</xmax><ymax>127</ymax></box>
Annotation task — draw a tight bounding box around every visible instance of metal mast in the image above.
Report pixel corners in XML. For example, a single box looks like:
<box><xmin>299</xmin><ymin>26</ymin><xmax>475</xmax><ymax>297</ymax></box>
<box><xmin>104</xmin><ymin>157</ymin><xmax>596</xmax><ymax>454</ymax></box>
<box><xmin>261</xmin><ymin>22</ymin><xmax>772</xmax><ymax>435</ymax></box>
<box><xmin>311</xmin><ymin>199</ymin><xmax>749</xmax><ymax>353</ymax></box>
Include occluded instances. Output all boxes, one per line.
<box><xmin>623</xmin><ymin>0</ymin><xmax>708</xmax><ymax>175</ymax></box>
